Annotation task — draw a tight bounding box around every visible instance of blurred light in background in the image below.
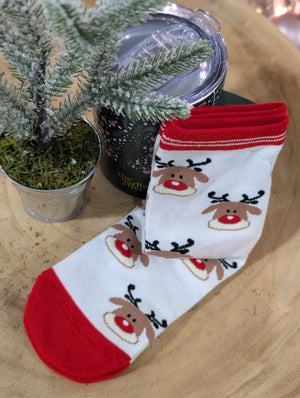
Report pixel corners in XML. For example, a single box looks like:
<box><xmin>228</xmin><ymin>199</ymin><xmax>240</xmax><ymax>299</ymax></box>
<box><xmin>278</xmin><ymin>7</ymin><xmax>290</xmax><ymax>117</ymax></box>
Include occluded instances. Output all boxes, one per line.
<box><xmin>241</xmin><ymin>0</ymin><xmax>300</xmax><ymax>48</ymax></box>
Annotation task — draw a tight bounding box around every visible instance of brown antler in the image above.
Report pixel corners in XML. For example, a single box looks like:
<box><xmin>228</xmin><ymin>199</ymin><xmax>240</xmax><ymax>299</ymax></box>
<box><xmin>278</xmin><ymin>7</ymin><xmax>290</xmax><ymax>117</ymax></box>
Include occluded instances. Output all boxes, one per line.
<box><xmin>124</xmin><ymin>215</ymin><xmax>139</xmax><ymax>234</ymax></box>
<box><xmin>186</xmin><ymin>158</ymin><xmax>211</xmax><ymax>172</ymax></box>
<box><xmin>219</xmin><ymin>259</ymin><xmax>238</xmax><ymax>269</ymax></box>
<box><xmin>124</xmin><ymin>284</ymin><xmax>142</xmax><ymax>308</ymax></box>
<box><xmin>155</xmin><ymin>155</ymin><xmax>175</xmax><ymax>169</ymax></box>
<box><xmin>240</xmin><ymin>190</ymin><xmax>265</xmax><ymax>204</ymax></box>
<box><xmin>208</xmin><ymin>191</ymin><xmax>230</xmax><ymax>203</ymax></box>
<box><xmin>144</xmin><ymin>240</ymin><xmax>161</xmax><ymax>251</ymax></box>
<box><xmin>170</xmin><ymin>238</ymin><xmax>194</xmax><ymax>255</ymax></box>
<box><xmin>146</xmin><ymin>310</ymin><xmax>168</xmax><ymax>330</ymax></box>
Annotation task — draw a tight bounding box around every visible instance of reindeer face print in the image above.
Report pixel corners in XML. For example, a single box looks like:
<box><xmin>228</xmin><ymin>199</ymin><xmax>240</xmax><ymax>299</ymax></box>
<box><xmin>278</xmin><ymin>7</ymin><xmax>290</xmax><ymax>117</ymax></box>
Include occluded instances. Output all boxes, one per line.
<box><xmin>152</xmin><ymin>156</ymin><xmax>211</xmax><ymax>197</ymax></box>
<box><xmin>182</xmin><ymin>258</ymin><xmax>238</xmax><ymax>281</ymax></box>
<box><xmin>103</xmin><ymin>285</ymin><xmax>167</xmax><ymax>345</ymax></box>
<box><xmin>202</xmin><ymin>191</ymin><xmax>265</xmax><ymax>231</ymax></box>
<box><xmin>104</xmin><ymin>298</ymin><xmax>154</xmax><ymax>344</ymax></box>
<box><xmin>105</xmin><ymin>215</ymin><xmax>149</xmax><ymax>268</ymax></box>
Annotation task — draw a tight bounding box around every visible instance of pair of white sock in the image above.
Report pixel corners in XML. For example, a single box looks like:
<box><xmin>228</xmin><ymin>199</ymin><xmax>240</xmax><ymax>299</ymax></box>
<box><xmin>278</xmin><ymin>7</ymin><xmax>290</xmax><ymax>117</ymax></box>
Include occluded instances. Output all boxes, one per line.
<box><xmin>23</xmin><ymin>102</ymin><xmax>289</xmax><ymax>383</ymax></box>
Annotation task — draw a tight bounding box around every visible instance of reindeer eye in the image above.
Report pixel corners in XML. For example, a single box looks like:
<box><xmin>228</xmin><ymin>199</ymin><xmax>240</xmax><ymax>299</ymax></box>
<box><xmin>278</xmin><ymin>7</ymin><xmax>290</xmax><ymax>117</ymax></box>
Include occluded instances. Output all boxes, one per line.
<box><xmin>179</xmin><ymin>175</ymin><xmax>183</xmax><ymax>179</ymax></box>
<box><xmin>226</xmin><ymin>209</ymin><xmax>231</xmax><ymax>213</ymax></box>
<box><xmin>131</xmin><ymin>245</ymin><xmax>134</xmax><ymax>249</ymax></box>
<box><xmin>127</xmin><ymin>314</ymin><xmax>131</xmax><ymax>318</ymax></box>
<box><xmin>233</xmin><ymin>210</ymin><xmax>237</xmax><ymax>213</ymax></box>
<box><xmin>127</xmin><ymin>238</ymin><xmax>131</xmax><ymax>242</ymax></box>
<box><xmin>171</xmin><ymin>173</ymin><xmax>175</xmax><ymax>178</ymax></box>
<box><xmin>132</xmin><ymin>319</ymin><xmax>136</xmax><ymax>323</ymax></box>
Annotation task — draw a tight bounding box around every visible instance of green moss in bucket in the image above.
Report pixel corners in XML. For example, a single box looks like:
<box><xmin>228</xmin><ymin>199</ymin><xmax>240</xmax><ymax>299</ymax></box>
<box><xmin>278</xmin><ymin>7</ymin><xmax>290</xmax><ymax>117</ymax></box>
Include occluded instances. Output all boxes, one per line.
<box><xmin>0</xmin><ymin>120</ymin><xmax>100</xmax><ymax>190</ymax></box>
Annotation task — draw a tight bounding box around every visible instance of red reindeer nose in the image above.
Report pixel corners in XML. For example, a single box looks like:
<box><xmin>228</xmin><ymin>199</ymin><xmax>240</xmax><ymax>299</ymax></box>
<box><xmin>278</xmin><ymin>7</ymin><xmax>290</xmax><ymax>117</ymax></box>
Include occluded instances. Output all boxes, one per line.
<box><xmin>164</xmin><ymin>180</ymin><xmax>188</xmax><ymax>191</ymax></box>
<box><xmin>219</xmin><ymin>214</ymin><xmax>241</xmax><ymax>224</ymax></box>
<box><xmin>115</xmin><ymin>316</ymin><xmax>134</xmax><ymax>334</ymax></box>
<box><xmin>191</xmin><ymin>259</ymin><xmax>206</xmax><ymax>270</ymax></box>
<box><xmin>115</xmin><ymin>240</ymin><xmax>132</xmax><ymax>258</ymax></box>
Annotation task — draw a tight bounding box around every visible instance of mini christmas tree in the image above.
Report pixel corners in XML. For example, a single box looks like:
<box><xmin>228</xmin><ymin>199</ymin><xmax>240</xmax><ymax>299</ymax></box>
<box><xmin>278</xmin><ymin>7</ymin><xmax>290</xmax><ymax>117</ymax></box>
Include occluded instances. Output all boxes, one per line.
<box><xmin>0</xmin><ymin>0</ymin><xmax>212</xmax><ymax>188</ymax></box>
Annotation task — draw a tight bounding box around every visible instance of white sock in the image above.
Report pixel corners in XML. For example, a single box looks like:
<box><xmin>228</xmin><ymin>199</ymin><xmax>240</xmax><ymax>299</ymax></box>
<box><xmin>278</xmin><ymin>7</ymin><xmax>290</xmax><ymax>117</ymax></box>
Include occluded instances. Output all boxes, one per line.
<box><xmin>23</xmin><ymin>203</ymin><xmax>245</xmax><ymax>383</ymax></box>
<box><xmin>143</xmin><ymin>103</ymin><xmax>289</xmax><ymax>259</ymax></box>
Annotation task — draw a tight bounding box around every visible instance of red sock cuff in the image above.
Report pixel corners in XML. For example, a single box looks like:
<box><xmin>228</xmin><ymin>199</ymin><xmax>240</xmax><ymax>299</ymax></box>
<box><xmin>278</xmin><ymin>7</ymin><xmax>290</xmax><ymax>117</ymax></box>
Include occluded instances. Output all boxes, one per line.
<box><xmin>173</xmin><ymin>114</ymin><xmax>287</xmax><ymax>130</ymax></box>
<box><xmin>190</xmin><ymin>102</ymin><xmax>287</xmax><ymax>116</ymax></box>
<box><xmin>159</xmin><ymin>115</ymin><xmax>289</xmax><ymax>150</ymax></box>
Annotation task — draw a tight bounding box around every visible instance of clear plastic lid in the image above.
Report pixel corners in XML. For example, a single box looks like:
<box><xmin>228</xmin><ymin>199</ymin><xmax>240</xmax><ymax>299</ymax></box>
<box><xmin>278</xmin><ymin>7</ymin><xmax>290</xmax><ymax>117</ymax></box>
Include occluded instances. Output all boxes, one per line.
<box><xmin>117</xmin><ymin>3</ymin><xmax>228</xmax><ymax>105</ymax></box>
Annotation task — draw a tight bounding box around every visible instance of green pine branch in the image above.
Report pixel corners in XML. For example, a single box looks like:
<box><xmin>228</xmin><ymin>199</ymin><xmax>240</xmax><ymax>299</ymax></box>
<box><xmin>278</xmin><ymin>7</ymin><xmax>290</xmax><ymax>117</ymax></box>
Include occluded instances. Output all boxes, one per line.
<box><xmin>0</xmin><ymin>74</ymin><xmax>37</xmax><ymax>138</ymax></box>
<box><xmin>42</xmin><ymin>50</ymin><xmax>84</xmax><ymax>102</ymax></box>
<box><xmin>48</xmin><ymin>0</ymin><xmax>168</xmax><ymax>49</ymax></box>
<box><xmin>116</xmin><ymin>39</ymin><xmax>213</xmax><ymax>93</ymax></box>
<box><xmin>46</xmin><ymin>0</ymin><xmax>95</xmax><ymax>56</ymax></box>
<box><xmin>0</xmin><ymin>0</ymin><xmax>54</xmax><ymax>149</ymax></box>
<box><xmin>0</xmin><ymin>0</ymin><xmax>53</xmax><ymax>95</ymax></box>
<box><xmin>49</xmin><ymin>28</ymin><xmax>212</xmax><ymax>131</ymax></box>
<box><xmin>49</xmin><ymin>89</ymin><xmax>95</xmax><ymax>134</ymax></box>
<box><xmin>0</xmin><ymin>0</ymin><xmax>214</xmax><ymax>152</ymax></box>
<box><xmin>95</xmin><ymin>87</ymin><xmax>192</xmax><ymax>121</ymax></box>
<box><xmin>95</xmin><ymin>0</ymin><xmax>167</xmax><ymax>30</ymax></box>
<box><xmin>45</xmin><ymin>0</ymin><xmax>168</xmax><ymax>66</ymax></box>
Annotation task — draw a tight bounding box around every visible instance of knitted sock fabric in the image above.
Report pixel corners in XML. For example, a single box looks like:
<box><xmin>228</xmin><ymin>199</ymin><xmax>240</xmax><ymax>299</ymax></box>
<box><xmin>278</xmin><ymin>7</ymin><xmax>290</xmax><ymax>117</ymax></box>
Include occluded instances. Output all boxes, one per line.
<box><xmin>23</xmin><ymin>102</ymin><xmax>288</xmax><ymax>384</ymax></box>
<box><xmin>143</xmin><ymin>103</ymin><xmax>289</xmax><ymax>259</ymax></box>
<box><xmin>186</xmin><ymin>102</ymin><xmax>287</xmax><ymax>118</ymax></box>
<box><xmin>23</xmin><ymin>203</ymin><xmax>245</xmax><ymax>383</ymax></box>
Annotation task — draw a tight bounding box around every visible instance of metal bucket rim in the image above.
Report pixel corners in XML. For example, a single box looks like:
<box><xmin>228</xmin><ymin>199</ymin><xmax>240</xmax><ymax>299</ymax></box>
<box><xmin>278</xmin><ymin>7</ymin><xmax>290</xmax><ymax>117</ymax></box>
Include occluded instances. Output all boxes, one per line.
<box><xmin>0</xmin><ymin>116</ymin><xmax>102</xmax><ymax>194</ymax></box>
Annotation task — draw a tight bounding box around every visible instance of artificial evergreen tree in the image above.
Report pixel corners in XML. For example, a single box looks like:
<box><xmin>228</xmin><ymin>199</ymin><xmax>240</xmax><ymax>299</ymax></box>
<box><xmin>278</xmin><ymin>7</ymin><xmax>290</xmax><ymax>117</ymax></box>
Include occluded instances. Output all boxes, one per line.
<box><xmin>0</xmin><ymin>0</ymin><xmax>212</xmax><ymax>189</ymax></box>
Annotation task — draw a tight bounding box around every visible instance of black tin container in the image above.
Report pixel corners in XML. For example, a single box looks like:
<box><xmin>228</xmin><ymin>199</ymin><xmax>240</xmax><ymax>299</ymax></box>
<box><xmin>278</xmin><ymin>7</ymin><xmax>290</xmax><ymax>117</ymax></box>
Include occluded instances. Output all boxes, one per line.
<box><xmin>95</xmin><ymin>3</ymin><xmax>229</xmax><ymax>197</ymax></box>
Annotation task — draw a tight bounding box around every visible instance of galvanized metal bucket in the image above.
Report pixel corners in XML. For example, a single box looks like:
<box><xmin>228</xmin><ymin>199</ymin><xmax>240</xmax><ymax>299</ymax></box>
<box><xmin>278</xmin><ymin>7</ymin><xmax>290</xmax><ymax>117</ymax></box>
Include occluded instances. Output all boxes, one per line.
<box><xmin>0</xmin><ymin>118</ymin><xmax>102</xmax><ymax>222</ymax></box>
<box><xmin>95</xmin><ymin>3</ymin><xmax>228</xmax><ymax>197</ymax></box>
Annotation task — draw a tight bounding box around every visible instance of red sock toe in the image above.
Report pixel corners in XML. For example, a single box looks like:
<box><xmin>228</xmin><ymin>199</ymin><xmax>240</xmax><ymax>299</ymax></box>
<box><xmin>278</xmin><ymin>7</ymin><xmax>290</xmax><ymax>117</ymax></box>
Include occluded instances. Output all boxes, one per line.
<box><xmin>23</xmin><ymin>268</ymin><xmax>130</xmax><ymax>383</ymax></box>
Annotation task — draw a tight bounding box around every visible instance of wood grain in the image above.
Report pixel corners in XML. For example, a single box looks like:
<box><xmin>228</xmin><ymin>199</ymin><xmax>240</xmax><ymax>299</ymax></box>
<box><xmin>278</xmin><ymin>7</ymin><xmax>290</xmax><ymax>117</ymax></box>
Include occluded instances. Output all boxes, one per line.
<box><xmin>1</xmin><ymin>1</ymin><xmax>300</xmax><ymax>397</ymax></box>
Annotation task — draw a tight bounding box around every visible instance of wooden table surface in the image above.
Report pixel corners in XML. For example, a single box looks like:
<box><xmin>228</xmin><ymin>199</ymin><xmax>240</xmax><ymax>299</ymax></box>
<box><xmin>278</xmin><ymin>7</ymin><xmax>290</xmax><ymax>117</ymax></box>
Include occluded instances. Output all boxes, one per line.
<box><xmin>1</xmin><ymin>0</ymin><xmax>300</xmax><ymax>397</ymax></box>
